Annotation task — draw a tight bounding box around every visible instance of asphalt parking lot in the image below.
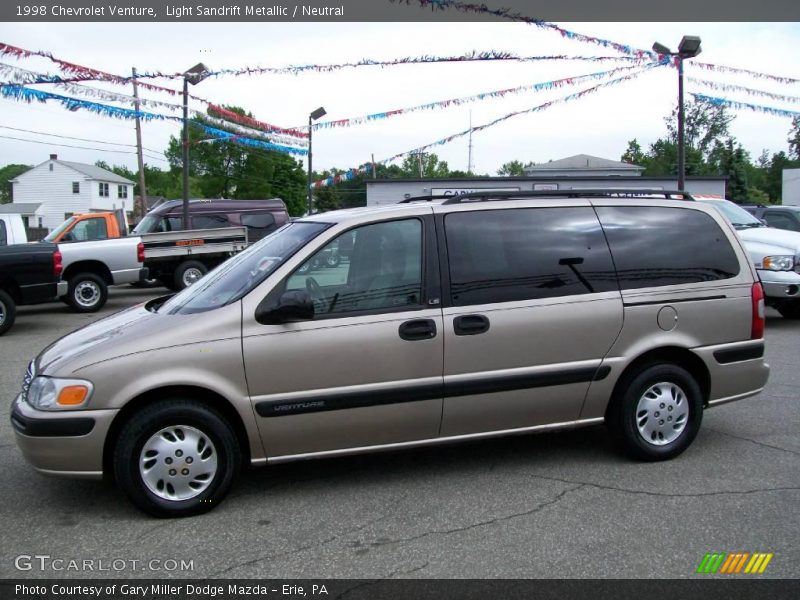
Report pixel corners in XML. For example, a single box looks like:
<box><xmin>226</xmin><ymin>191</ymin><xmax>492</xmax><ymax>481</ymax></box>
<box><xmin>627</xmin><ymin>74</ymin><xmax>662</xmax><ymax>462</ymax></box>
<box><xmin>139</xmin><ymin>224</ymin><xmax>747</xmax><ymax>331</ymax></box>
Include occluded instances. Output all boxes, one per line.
<box><xmin>1</xmin><ymin>287</ymin><xmax>798</xmax><ymax>579</ymax></box>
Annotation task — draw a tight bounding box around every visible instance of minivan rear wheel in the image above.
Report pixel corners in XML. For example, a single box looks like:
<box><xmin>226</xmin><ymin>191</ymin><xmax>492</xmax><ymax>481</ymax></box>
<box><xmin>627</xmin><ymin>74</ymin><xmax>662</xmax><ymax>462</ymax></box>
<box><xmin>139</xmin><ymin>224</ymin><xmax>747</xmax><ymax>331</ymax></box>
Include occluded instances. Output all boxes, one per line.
<box><xmin>607</xmin><ymin>364</ymin><xmax>703</xmax><ymax>461</ymax></box>
<box><xmin>113</xmin><ymin>400</ymin><xmax>240</xmax><ymax>517</ymax></box>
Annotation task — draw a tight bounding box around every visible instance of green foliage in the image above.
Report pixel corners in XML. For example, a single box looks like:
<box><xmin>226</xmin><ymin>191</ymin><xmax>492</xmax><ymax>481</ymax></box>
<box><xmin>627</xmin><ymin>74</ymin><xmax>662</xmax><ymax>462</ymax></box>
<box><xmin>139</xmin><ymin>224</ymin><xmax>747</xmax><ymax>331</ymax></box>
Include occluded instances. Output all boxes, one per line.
<box><xmin>0</xmin><ymin>163</ymin><xmax>32</xmax><ymax>203</ymax></box>
<box><xmin>399</xmin><ymin>153</ymin><xmax>450</xmax><ymax>178</ymax></box>
<box><xmin>621</xmin><ymin>99</ymin><xmax>800</xmax><ymax>202</ymax></box>
<box><xmin>163</xmin><ymin>105</ymin><xmax>308</xmax><ymax>216</ymax></box>
<box><xmin>497</xmin><ymin>160</ymin><xmax>526</xmax><ymax>176</ymax></box>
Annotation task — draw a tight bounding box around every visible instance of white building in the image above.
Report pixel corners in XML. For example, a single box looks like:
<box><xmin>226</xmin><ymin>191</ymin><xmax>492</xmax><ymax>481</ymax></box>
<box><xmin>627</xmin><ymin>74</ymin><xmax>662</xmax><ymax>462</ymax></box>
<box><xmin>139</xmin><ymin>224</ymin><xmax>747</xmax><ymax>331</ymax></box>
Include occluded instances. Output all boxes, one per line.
<box><xmin>783</xmin><ymin>168</ymin><xmax>800</xmax><ymax>206</ymax></box>
<box><xmin>9</xmin><ymin>154</ymin><xmax>135</xmax><ymax>230</ymax></box>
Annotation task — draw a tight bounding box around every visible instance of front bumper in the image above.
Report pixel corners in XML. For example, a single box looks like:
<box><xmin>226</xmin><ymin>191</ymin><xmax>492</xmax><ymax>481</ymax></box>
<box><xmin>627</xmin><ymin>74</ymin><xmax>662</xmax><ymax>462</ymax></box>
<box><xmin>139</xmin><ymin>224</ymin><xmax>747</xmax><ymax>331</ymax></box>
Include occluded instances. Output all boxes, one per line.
<box><xmin>758</xmin><ymin>269</ymin><xmax>800</xmax><ymax>300</ymax></box>
<box><xmin>10</xmin><ymin>394</ymin><xmax>118</xmax><ymax>479</ymax></box>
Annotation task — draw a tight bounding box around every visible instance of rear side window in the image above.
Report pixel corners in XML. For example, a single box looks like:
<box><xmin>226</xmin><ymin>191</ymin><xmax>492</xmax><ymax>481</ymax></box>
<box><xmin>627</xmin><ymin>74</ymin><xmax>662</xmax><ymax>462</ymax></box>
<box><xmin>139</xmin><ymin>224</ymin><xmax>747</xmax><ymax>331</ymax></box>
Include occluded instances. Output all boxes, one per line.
<box><xmin>193</xmin><ymin>214</ymin><xmax>231</xmax><ymax>229</ymax></box>
<box><xmin>763</xmin><ymin>211</ymin><xmax>800</xmax><ymax>232</ymax></box>
<box><xmin>241</xmin><ymin>212</ymin><xmax>277</xmax><ymax>242</ymax></box>
<box><xmin>445</xmin><ymin>207</ymin><xmax>618</xmax><ymax>306</ymax></box>
<box><xmin>595</xmin><ymin>206</ymin><xmax>740</xmax><ymax>289</ymax></box>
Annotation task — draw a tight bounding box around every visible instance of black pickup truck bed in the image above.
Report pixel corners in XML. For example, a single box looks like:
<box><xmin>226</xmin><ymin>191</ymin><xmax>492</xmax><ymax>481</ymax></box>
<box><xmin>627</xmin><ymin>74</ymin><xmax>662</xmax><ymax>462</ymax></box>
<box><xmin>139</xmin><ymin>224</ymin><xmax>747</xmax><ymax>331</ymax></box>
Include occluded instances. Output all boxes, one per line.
<box><xmin>0</xmin><ymin>242</ymin><xmax>66</xmax><ymax>335</ymax></box>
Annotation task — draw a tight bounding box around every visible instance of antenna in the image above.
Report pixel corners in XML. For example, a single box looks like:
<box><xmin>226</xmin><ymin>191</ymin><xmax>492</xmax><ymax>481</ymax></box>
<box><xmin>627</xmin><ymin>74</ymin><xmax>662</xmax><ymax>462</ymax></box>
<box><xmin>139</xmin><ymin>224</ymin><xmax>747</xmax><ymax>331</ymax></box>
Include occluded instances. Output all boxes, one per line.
<box><xmin>467</xmin><ymin>110</ymin><xmax>474</xmax><ymax>175</ymax></box>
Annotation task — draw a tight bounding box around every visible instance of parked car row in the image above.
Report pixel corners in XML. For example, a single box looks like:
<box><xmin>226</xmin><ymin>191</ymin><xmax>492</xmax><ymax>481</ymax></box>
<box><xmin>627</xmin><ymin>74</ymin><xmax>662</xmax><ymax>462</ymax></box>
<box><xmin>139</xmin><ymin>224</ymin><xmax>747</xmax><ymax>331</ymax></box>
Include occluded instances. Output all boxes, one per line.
<box><xmin>0</xmin><ymin>199</ymin><xmax>290</xmax><ymax>335</ymax></box>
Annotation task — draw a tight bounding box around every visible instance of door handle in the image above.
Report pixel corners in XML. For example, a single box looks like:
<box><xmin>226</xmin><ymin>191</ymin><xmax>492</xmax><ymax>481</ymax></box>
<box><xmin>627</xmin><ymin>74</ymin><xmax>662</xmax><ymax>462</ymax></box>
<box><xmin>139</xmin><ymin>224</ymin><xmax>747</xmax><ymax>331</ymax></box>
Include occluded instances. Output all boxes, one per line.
<box><xmin>399</xmin><ymin>319</ymin><xmax>437</xmax><ymax>341</ymax></box>
<box><xmin>453</xmin><ymin>314</ymin><xmax>490</xmax><ymax>336</ymax></box>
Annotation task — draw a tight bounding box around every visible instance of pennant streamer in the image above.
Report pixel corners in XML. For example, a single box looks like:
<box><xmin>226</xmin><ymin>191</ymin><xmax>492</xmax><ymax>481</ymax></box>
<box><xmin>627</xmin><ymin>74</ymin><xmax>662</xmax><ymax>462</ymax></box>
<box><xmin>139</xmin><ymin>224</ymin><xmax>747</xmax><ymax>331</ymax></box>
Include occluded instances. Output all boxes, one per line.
<box><xmin>691</xmin><ymin>61</ymin><xmax>800</xmax><ymax>85</ymax></box>
<box><xmin>207</xmin><ymin>103</ymin><xmax>308</xmax><ymax>138</ymax></box>
<box><xmin>194</xmin><ymin>123</ymin><xmax>308</xmax><ymax>156</ymax></box>
<box><xmin>688</xmin><ymin>76</ymin><xmax>800</xmax><ymax>104</ymax></box>
<box><xmin>312</xmin><ymin>63</ymin><xmax>647</xmax><ymax>131</ymax></box>
<box><xmin>691</xmin><ymin>93</ymin><xmax>800</xmax><ymax>119</ymax></box>
<box><xmin>311</xmin><ymin>62</ymin><xmax>663</xmax><ymax>188</ymax></box>
<box><xmin>392</xmin><ymin>1</ymin><xmax>652</xmax><ymax>57</ymax></box>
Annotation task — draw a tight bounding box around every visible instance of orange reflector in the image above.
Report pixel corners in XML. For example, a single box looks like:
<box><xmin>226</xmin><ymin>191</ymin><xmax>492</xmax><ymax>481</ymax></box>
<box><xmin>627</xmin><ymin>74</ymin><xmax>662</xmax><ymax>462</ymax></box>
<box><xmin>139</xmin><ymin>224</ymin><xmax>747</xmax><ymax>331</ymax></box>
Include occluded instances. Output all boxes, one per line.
<box><xmin>57</xmin><ymin>385</ymin><xmax>89</xmax><ymax>406</ymax></box>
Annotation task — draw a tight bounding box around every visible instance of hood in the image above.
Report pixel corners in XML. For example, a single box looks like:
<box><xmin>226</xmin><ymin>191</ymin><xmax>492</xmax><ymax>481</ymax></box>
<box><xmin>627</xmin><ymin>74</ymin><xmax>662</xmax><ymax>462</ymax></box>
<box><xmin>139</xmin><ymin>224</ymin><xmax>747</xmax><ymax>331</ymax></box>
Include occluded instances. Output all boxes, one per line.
<box><xmin>36</xmin><ymin>298</ymin><xmax>242</xmax><ymax>376</ymax></box>
<box><xmin>737</xmin><ymin>226</ymin><xmax>800</xmax><ymax>253</ymax></box>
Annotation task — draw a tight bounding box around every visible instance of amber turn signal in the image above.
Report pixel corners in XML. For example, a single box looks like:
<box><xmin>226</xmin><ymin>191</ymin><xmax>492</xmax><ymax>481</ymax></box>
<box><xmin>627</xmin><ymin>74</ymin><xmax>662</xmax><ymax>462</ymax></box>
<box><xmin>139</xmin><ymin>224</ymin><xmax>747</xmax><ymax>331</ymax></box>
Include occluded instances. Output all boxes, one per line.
<box><xmin>57</xmin><ymin>385</ymin><xmax>89</xmax><ymax>406</ymax></box>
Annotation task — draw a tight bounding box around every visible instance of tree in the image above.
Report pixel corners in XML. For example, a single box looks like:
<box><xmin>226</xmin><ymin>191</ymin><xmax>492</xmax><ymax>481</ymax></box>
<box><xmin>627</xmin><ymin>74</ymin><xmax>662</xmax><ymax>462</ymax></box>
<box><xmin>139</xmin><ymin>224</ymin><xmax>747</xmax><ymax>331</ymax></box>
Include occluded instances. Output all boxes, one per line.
<box><xmin>620</xmin><ymin>140</ymin><xmax>645</xmax><ymax>166</ymax></box>
<box><xmin>164</xmin><ymin>105</ymin><xmax>308</xmax><ymax>216</ymax></box>
<box><xmin>789</xmin><ymin>116</ymin><xmax>800</xmax><ymax>161</ymax></box>
<box><xmin>0</xmin><ymin>164</ymin><xmax>32</xmax><ymax>204</ymax></box>
<box><xmin>665</xmin><ymin>100</ymin><xmax>733</xmax><ymax>158</ymax></box>
<box><xmin>497</xmin><ymin>160</ymin><xmax>525</xmax><ymax>176</ymax></box>
<box><xmin>398</xmin><ymin>152</ymin><xmax>450</xmax><ymax>178</ymax></box>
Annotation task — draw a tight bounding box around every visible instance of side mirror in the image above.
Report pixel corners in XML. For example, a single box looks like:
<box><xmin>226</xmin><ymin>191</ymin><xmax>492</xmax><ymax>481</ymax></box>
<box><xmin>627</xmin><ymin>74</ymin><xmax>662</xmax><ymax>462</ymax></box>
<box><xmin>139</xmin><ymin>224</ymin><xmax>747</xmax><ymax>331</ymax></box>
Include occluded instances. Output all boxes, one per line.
<box><xmin>255</xmin><ymin>290</ymin><xmax>315</xmax><ymax>325</ymax></box>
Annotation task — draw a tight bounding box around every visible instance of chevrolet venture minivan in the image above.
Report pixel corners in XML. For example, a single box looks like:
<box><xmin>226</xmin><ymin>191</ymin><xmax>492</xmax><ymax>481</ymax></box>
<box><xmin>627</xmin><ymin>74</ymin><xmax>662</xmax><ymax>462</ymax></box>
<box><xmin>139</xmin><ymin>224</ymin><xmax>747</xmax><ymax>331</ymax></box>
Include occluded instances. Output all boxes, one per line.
<box><xmin>11</xmin><ymin>190</ymin><xmax>770</xmax><ymax>517</ymax></box>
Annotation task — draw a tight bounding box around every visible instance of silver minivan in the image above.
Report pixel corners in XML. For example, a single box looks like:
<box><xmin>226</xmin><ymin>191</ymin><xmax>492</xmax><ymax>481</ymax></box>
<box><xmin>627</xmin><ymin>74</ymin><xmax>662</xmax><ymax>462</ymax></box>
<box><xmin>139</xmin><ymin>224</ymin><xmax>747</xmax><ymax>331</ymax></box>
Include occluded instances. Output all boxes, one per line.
<box><xmin>11</xmin><ymin>191</ymin><xmax>770</xmax><ymax>517</ymax></box>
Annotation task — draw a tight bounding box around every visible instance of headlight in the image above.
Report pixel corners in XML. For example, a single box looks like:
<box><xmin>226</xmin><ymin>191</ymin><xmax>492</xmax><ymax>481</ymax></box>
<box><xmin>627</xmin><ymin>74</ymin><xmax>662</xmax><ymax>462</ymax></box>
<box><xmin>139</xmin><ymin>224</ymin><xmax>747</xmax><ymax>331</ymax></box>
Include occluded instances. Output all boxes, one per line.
<box><xmin>26</xmin><ymin>376</ymin><xmax>94</xmax><ymax>411</ymax></box>
<box><xmin>762</xmin><ymin>255</ymin><xmax>795</xmax><ymax>271</ymax></box>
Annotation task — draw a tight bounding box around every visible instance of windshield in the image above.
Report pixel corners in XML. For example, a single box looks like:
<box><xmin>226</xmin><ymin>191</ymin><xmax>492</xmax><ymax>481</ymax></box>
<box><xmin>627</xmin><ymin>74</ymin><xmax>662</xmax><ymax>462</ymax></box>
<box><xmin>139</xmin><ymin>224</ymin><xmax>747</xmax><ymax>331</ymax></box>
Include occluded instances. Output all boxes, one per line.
<box><xmin>44</xmin><ymin>217</ymin><xmax>76</xmax><ymax>242</ymax></box>
<box><xmin>697</xmin><ymin>199</ymin><xmax>763</xmax><ymax>228</ymax></box>
<box><xmin>160</xmin><ymin>221</ymin><xmax>330</xmax><ymax>315</ymax></box>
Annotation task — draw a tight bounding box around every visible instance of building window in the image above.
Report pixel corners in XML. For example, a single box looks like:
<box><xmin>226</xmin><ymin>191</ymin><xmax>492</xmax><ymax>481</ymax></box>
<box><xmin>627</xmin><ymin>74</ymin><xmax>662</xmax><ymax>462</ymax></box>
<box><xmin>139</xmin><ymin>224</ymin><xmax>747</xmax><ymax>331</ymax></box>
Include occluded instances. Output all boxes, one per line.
<box><xmin>72</xmin><ymin>182</ymin><xmax>80</xmax><ymax>194</ymax></box>
<box><xmin>49</xmin><ymin>164</ymin><xmax>53</xmax><ymax>172</ymax></box>
<box><xmin>118</xmin><ymin>185</ymin><xmax>128</xmax><ymax>199</ymax></box>
<box><xmin>98</xmin><ymin>183</ymin><xmax>109</xmax><ymax>197</ymax></box>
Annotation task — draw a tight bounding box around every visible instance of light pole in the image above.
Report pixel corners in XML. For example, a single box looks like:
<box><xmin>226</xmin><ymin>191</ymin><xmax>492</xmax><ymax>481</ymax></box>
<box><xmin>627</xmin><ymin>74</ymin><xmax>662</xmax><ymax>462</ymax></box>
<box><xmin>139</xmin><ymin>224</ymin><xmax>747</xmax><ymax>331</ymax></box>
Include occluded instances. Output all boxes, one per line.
<box><xmin>653</xmin><ymin>36</ymin><xmax>702</xmax><ymax>191</ymax></box>
<box><xmin>307</xmin><ymin>106</ymin><xmax>327</xmax><ymax>215</ymax></box>
<box><xmin>182</xmin><ymin>62</ymin><xmax>211</xmax><ymax>229</ymax></box>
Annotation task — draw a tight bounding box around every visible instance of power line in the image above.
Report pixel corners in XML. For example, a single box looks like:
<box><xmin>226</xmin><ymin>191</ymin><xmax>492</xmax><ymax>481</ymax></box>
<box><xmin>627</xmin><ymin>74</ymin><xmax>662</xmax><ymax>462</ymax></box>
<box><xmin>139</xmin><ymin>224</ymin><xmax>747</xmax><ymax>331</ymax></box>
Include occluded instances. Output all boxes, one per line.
<box><xmin>0</xmin><ymin>134</ymin><xmax>168</xmax><ymax>161</ymax></box>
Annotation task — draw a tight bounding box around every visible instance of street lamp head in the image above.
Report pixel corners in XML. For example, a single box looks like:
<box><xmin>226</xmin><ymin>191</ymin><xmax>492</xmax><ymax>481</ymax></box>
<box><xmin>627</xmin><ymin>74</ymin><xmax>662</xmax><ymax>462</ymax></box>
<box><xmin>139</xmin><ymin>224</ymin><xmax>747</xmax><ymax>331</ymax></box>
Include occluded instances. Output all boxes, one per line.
<box><xmin>310</xmin><ymin>106</ymin><xmax>327</xmax><ymax>121</ymax></box>
<box><xmin>184</xmin><ymin>62</ymin><xmax>211</xmax><ymax>85</ymax></box>
<box><xmin>652</xmin><ymin>42</ymin><xmax>672</xmax><ymax>55</ymax></box>
<box><xmin>678</xmin><ymin>36</ymin><xmax>702</xmax><ymax>58</ymax></box>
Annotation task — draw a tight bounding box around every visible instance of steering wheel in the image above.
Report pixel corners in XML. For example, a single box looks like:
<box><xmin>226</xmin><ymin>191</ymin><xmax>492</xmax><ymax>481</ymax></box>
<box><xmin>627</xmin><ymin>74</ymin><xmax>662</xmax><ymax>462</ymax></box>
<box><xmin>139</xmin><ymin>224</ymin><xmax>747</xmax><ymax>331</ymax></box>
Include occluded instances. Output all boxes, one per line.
<box><xmin>305</xmin><ymin>277</ymin><xmax>326</xmax><ymax>313</ymax></box>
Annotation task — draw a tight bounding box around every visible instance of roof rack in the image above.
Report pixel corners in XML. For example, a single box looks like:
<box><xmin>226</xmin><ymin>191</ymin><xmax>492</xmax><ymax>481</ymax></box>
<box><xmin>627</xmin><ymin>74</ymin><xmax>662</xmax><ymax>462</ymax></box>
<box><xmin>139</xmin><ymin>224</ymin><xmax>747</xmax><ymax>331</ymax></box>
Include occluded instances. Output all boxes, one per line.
<box><xmin>399</xmin><ymin>189</ymin><xmax>695</xmax><ymax>205</ymax></box>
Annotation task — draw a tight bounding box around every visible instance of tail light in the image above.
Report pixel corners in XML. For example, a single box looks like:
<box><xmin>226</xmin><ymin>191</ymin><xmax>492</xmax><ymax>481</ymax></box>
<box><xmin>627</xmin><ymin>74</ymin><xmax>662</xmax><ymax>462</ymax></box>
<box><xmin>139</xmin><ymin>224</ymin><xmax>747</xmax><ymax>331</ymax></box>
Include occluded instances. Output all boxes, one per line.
<box><xmin>53</xmin><ymin>249</ymin><xmax>63</xmax><ymax>277</ymax></box>
<box><xmin>751</xmin><ymin>282</ymin><xmax>765</xmax><ymax>339</ymax></box>
<box><xmin>137</xmin><ymin>242</ymin><xmax>144</xmax><ymax>263</ymax></box>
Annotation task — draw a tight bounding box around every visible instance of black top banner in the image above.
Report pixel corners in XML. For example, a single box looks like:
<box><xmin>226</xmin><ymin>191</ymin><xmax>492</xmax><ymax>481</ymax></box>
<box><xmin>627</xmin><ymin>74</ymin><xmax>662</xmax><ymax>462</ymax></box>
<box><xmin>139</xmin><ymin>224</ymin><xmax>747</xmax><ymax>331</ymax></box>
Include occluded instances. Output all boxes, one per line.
<box><xmin>2</xmin><ymin>0</ymin><xmax>799</xmax><ymax>22</ymax></box>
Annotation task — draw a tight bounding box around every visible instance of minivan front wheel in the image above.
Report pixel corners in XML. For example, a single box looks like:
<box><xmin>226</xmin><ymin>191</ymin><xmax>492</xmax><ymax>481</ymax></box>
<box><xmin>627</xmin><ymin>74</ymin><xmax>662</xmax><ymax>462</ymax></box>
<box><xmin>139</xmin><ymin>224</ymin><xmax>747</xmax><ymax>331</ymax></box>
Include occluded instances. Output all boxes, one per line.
<box><xmin>113</xmin><ymin>400</ymin><xmax>240</xmax><ymax>517</ymax></box>
<box><xmin>607</xmin><ymin>364</ymin><xmax>703</xmax><ymax>461</ymax></box>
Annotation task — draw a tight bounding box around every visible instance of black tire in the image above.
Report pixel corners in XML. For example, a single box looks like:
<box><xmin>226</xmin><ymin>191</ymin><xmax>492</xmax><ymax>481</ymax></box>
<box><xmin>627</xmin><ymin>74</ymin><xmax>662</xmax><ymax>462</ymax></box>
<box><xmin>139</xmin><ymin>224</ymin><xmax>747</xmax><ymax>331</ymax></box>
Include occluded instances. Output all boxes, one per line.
<box><xmin>173</xmin><ymin>261</ymin><xmax>208</xmax><ymax>291</ymax></box>
<box><xmin>607</xmin><ymin>363</ymin><xmax>703</xmax><ymax>461</ymax></box>
<box><xmin>113</xmin><ymin>399</ymin><xmax>241</xmax><ymax>518</ymax></box>
<box><xmin>325</xmin><ymin>253</ymin><xmax>341</xmax><ymax>268</ymax></box>
<box><xmin>777</xmin><ymin>302</ymin><xmax>800</xmax><ymax>320</ymax></box>
<box><xmin>66</xmin><ymin>273</ymin><xmax>108</xmax><ymax>313</ymax></box>
<box><xmin>0</xmin><ymin>289</ymin><xmax>17</xmax><ymax>336</ymax></box>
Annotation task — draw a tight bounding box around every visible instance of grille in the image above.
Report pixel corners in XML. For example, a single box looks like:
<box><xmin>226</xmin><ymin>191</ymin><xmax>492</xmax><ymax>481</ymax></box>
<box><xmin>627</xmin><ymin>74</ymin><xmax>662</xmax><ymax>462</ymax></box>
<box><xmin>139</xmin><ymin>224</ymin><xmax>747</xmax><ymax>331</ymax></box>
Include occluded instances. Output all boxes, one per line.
<box><xmin>21</xmin><ymin>361</ymin><xmax>34</xmax><ymax>403</ymax></box>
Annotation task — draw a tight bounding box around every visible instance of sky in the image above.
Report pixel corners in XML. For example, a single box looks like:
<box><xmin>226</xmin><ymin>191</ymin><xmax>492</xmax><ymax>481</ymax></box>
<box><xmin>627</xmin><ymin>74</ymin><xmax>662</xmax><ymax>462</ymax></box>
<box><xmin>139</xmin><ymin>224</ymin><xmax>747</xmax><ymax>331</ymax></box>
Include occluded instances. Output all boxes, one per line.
<box><xmin>0</xmin><ymin>20</ymin><xmax>799</xmax><ymax>180</ymax></box>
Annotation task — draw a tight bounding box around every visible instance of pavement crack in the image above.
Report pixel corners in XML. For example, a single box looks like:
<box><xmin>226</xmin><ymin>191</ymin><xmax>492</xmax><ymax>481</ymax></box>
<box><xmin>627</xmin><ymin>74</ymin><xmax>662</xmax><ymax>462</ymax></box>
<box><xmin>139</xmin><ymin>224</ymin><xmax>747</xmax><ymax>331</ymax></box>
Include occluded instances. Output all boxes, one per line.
<box><xmin>368</xmin><ymin>484</ymin><xmax>583</xmax><ymax>549</ymax></box>
<box><xmin>528</xmin><ymin>473</ymin><xmax>800</xmax><ymax>499</ymax></box>
<box><xmin>706</xmin><ymin>427</ymin><xmax>800</xmax><ymax>456</ymax></box>
<box><xmin>212</xmin><ymin>513</ymin><xmax>388</xmax><ymax>576</ymax></box>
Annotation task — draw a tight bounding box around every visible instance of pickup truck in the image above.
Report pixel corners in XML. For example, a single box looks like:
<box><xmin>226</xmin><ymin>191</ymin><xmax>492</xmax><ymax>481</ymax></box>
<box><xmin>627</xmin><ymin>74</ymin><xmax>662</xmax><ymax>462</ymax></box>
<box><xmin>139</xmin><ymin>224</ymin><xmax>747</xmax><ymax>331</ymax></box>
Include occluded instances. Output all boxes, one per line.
<box><xmin>0</xmin><ymin>213</ymin><xmax>28</xmax><ymax>245</ymax></box>
<box><xmin>0</xmin><ymin>242</ymin><xmax>66</xmax><ymax>335</ymax></box>
<box><xmin>139</xmin><ymin>226</ymin><xmax>248</xmax><ymax>290</ymax></box>
<box><xmin>695</xmin><ymin>197</ymin><xmax>800</xmax><ymax>319</ymax></box>
<box><xmin>44</xmin><ymin>210</ymin><xmax>127</xmax><ymax>243</ymax></box>
<box><xmin>58</xmin><ymin>236</ymin><xmax>147</xmax><ymax>313</ymax></box>
<box><xmin>742</xmin><ymin>204</ymin><xmax>800</xmax><ymax>233</ymax></box>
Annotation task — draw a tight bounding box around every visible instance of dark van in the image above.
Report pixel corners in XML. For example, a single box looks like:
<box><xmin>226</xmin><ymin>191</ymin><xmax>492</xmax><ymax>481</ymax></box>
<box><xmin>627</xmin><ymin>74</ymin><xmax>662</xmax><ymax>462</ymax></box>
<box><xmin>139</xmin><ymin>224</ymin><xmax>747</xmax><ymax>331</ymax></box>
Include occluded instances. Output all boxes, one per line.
<box><xmin>133</xmin><ymin>198</ymin><xmax>290</xmax><ymax>243</ymax></box>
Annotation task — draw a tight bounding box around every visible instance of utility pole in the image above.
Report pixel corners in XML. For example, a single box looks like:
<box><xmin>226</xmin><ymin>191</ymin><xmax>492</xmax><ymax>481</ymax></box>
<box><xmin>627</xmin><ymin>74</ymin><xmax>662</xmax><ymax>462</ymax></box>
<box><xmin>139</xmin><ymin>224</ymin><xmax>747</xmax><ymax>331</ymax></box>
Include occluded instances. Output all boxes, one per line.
<box><xmin>467</xmin><ymin>110</ymin><xmax>474</xmax><ymax>175</ymax></box>
<box><xmin>131</xmin><ymin>67</ymin><xmax>147</xmax><ymax>222</ymax></box>
<box><xmin>371</xmin><ymin>153</ymin><xmax>377</xmax><ymax>179</ymax></box>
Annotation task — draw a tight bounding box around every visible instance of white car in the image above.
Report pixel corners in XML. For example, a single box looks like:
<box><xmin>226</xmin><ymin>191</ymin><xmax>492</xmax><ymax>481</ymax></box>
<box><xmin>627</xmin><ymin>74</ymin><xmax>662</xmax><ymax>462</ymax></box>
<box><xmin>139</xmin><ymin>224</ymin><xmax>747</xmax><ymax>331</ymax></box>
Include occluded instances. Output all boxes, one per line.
<box><xmin>696</xmin><ymin>197</ymin><xmax>800</xmax><ymax>319</ymax></box>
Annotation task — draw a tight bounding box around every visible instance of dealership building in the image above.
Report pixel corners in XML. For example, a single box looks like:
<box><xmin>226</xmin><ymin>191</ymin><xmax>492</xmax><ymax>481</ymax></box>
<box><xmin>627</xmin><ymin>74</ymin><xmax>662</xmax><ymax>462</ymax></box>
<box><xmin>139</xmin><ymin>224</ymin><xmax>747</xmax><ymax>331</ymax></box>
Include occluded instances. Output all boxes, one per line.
<box><xmin>366</xmin><ymin>154</ymin><xmax>727</xmax><ymax>206</ymax></box>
